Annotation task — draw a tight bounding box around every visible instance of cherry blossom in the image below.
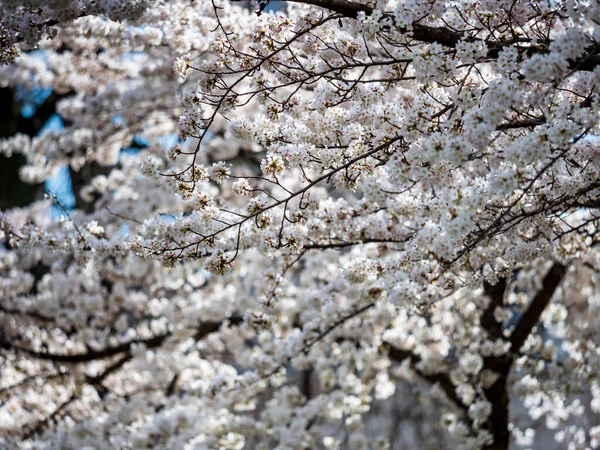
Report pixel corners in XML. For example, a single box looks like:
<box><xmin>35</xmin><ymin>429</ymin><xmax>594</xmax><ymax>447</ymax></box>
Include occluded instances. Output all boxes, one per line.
<box><xmin>1</xmin><ymin>1</ymin><xmax>600</xmax><ymax>449</ymax></box>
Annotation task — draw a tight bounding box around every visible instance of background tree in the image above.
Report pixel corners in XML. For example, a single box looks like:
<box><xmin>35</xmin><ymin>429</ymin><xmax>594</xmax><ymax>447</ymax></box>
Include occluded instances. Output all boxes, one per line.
<box><xmin>1</xmin><ymin>1</ymin><xmax>600</xmax><ymax>449</ymax></box>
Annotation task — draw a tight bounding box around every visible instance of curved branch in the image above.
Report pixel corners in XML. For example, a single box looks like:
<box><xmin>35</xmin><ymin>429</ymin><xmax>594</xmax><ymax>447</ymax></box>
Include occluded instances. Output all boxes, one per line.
<box><xmin>5</xmin><ymin>333</ymin><xmax>168</xmax><ymax>363</ymax></box>
<box><xmin>2</xmin><ymin>318</ymin><xmax>243</xmax><ymax>363</ymax></box>
<box><xmin>256</xmin><ymin>0</ymin><xmax>600</xmax><ymax>72</ymax></box>
<box><xmin>387</xmin><ymin>346</ymin><xmax>466</xmax><ymax>411</ymax></box>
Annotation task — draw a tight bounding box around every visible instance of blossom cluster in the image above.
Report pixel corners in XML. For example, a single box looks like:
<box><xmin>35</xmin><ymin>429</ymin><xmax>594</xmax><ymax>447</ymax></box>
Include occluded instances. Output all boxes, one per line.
<box><xmin>1</xmin><ymin>0</ymin><xmax>600</xmax><ymax>449</ymax></box>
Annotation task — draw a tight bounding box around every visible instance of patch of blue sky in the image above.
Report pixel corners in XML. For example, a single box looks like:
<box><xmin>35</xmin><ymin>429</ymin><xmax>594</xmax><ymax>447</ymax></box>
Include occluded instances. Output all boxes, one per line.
<box><xmin>158</xmin><ymin>213</ymin><xmax>178</xmax><ymax>222</ymax></box>
<box><xmin>16</xmin><ymin>85</ymin><xmax>52</xmax><ymax>118</ymax></box>
<box><xmin>40</xmin><ymin>113</ymin><xmax>64</xmax><ymax>133</ymax></box>
<box><xmin>264</xmin><ymin>1</ymin><xmax>286</xmax><ymax>13</ymax></box>
<box><xmin>157</xmin><ymin>133</ymin><xmax>179</xmax><ymax>148</ymax></box>
<box><xmin>133</xmin><ymin>134</ymin><xmax>150</xmax><ymax>147</ymax></box>
<box><xmin>113</xmin><ymin>222</ymin><xmax>131</xmax><ymax>238</ymax></box>
<box><xmin>37</xmin><ymin>114</ymin><xmax>75</xmax><ymax>215</ymax></box>
<box><xmin>23</xmin><ymin>43</ymin><xmax>219</xmax><ymax>215</ymax></box>
<box><xmin>16</xmin><ymin>50</ymin><xmax>50</xmax><ymax>118</ymax></box>
<box><xmin>111</xmin><ymin>114</ymin><xmax>124</xmax><ymax>126</ymax></box>
<box><xmin>47</xmin><ymin>166</ymin><xmax>76</xmax><ymax>217</ymax></box>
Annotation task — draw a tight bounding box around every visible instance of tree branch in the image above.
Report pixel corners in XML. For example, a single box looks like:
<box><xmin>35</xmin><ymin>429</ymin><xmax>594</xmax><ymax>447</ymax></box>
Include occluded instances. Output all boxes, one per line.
<box><xmin>21</xmin><ymin>352</ymin><xmax>132</xmax><ymax>440</ymax></box>
<box><xmin>476</xmin><ymin>264</ymin><xmax>567</xmax><ymax>449</ymax></box>
<box><xmin>2</xmin><ymin>319</ymin><xmax>242</xmax><ymax>363</ymax></box>
<box><xmin>22</xmin><ymin>393</ymin><xmax>78</xmax><ymax>440</ymax></box>
<box><xmin>509</xmin><ymin>263</ymin><xmax>567</xmax><ymax>352</ymax></box>
<box><xmin>0</xmin><ymin>305</ymin><xmax>55</xmax><ymax>323</ymax></box>
<box><xmin>482</xmin><ymin>277</ymin><xmax>509</xmax><ymax>340</ymax></box>
<box><xmin>303</xmin><ymin>238</ymin><xmax>407</xmax><ymax>250</ymax></box>
<box><xmin>13</xmin><ymin>319</ymin><xmax>244</xmax><ymax>439</ymax></box>
<box><xmin>6</xmin><ymin>333</ymin><xmax>169</xmax><ymax>363</ymax></box>
<box><xmin>496</xmin><ymin>117</ymin><xmax>546</xmax><ymax>131</ymax></box>
<box><xmin>256</xmin><ymin>0</ymin><xmax>600</xmax><ymax>72</ymax></box>
<box><xmin>387</xmin><ymin>346</ymin><xmax>466</xmax><ymax>411</ymax></box>
<box><xmin>284</xmin><ymin>0</ymin><xmax>369</xmax><ymax>17</ymax></box>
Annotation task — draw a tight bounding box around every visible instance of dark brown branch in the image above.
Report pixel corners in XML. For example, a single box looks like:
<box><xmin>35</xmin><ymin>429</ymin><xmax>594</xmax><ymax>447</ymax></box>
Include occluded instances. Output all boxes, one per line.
<box><xmin>496</xmin><ymin>117</ymin><xmax>546</xmax><ymax>131</ymax></box>
<box><xmin>0</xmin><ymin>305</ymin><xmax>55</xmax><ymax>323</ymax></box>
<box><xmin>303</xmin><ymin>303</ymin><xmax>375</xmax><ymax>353</ymax></box>
<box><xmin>480</xmin><ymin>278</ymin><xmax>510</xmax><ymax>449</ymax></box>
<box><xmin>283</xmin><ymin>0</ymin><xmax>369</xmax><ymax>17</ymax></box>
<box><xmin>192</xmin><ymin>316</ymin><xmax>243</xmax><ymax>340</ymax></box>
<box><xmin>4</xmin><ymin>319</ymin><xmax>241</xmax><ymax>363</ymax></box>
<box><xmin>477</xmin><ymin>264</ymin><xmax>567</xmax><ymax>449</ymax></box>
<box><xmin>481</xmin><ymin>277</ymin><xmax>508</xmax><ymax>340</ymax></box>
<box><xmin>7</xmin><ymin>333</ymin><xmax>169</xmax><ymax>363</ymax></box>
<box><xmin>509</xmin><ymin>263</ymin><xmax>567</xmax><ymax>352</ymax></box>
<box><xmin>22</xmin><ymin>394</ymin><xmax>78</xmax><ymax>440</ymax></box>
<box><xmin>14</xmin><ymin>318</ymin><xmax>242</xmax><ymax>439</ymax></box>
<box><xmin>481</xmin><ymin>355</ymin><xmax>512</xmax><ymax>450</ymax></box>
<box><xmin>387</xmin><ymin>346</ymin><xmax>466</xmax><ymax>411</ymax></box>
<box><xmin>0</xmin><ymin>372</ymin><xmax>66</xmax><ymax>396</ymax></box>
<box><xmin>259</xmin><ymin>0</ymin><xmax>600</xmax><ymax>72</ymax></box>
<box><xmin>21</xmin><ymin>352</ymin><xmax>132</xmax><ymax>439</ymax></box>
<box><xmin>478</xmin><ymin>264</ymin><xmax>568</xmax><ymax>450</ymax></box>
<box><xmin>165</xmin><ymin>373</ymin><xmax>180</xmax><ymax>397</ymax></box>
<box><xmin>86</xmin><ymin>353</ymin><xmax>132</xmax><ymax>385</ymax></box>
<box><xmin>303</xmin><ymin>238</ymin><xmax>407</xmax><ymax>250</ymax></box>
<box><xmin>387</xmin><ymin>266</ymin><xmax>565</xmax><ymax>450</ymax></box>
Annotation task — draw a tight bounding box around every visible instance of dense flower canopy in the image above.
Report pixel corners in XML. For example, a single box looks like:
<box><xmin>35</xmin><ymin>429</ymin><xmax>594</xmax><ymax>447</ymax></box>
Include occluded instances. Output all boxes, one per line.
<box><xmin>1</xmin><ymin>1</ymin><xmax>600</xmax><ymax>449</ymax></box>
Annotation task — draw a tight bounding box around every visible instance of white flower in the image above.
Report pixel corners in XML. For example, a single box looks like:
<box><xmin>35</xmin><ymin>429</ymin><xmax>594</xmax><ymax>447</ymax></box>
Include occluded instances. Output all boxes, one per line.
<box><xmin>141</xmin><ymin>156</ymin><xmax>161</xmax><ymax>178</ymax></box>
<box><xmin>459</xmin><ymin>353</ymin><xmax>484</xmax><ymax>376</ymax></box>
<box><xmin>261</xmin><ymin>153</ymin><xmax>285</xmax><ymax>177</ymax></box>
<box><xmin>343</xmin><ymin>258</ymin><xmax>381</xmax><ymax>283</ymax></box>
<box><xmin>468</xmin><ymin>400</ymin><xmax>492</xmax><ymax>427</ymax></box>
<box><xmin>173</xmin><ymin>54</ymin><xmax>190</xmax><ymax>79</ymax></box>
<box><xmin>166</xmin><ymin>144</ymin><xmax>181</xmax><ymax>161</ymax></box>
<box><xmin>204</xmin><ymin>250</ymin><xmax>232</xmax><ymax>275</ymax></box>
<box><xmin>456</xmin><ymin>383</ymin><xmax>476</xmax><ymax>405</ymax></box>
<box><xmin>210</xmin><ymin>161</ymin><xmax>232</xmax><ymax>184</ymax></box>
<box><xmin>232</xmin><ymin>179</ymin><xmax>253</xmax><ymax>196</ymax></box>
